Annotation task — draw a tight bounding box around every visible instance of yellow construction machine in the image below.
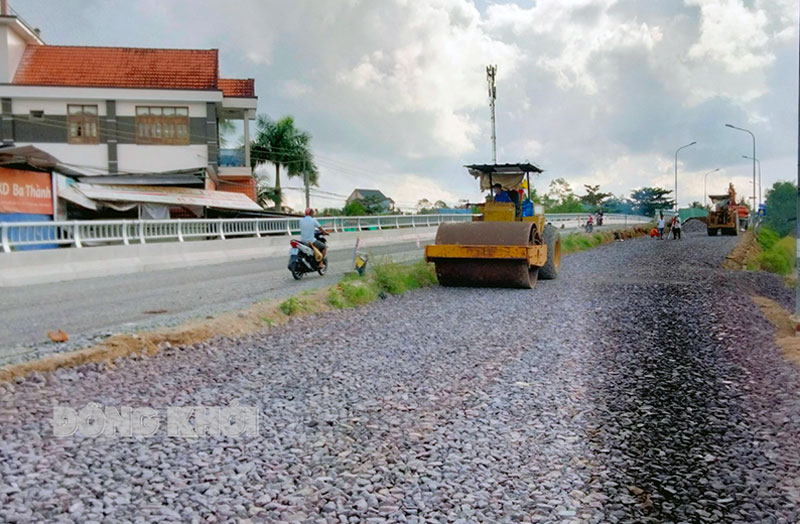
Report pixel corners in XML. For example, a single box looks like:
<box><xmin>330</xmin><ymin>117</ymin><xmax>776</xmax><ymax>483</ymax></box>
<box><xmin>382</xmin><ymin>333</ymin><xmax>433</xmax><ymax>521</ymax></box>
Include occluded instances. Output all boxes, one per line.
<box><xmin>424</xmin><ymin>163</ymin><xmax>561</xmax><ymax>288</ymax></box>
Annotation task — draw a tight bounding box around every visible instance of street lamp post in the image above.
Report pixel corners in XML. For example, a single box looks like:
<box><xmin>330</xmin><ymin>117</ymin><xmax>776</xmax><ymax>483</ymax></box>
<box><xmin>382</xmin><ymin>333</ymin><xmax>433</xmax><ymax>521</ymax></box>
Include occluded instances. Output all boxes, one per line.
<box><xmin>702</xmin><ymin>168</ymin><xmax>720</xmax><ymax>206</ymax></box>
<box><xmin>674</xmin><ymin>141</ymin><xmax>697</xmax><ymax>210</ymax></box>
<box><xmin>725</xmin><ymin>124</ymin><xmax>756</xmax><ymax>221</ymax></box>
<box><xmin>742</xmin><ymin>155</ymin><xmax>761</xmax><ymax>208</ymax></box>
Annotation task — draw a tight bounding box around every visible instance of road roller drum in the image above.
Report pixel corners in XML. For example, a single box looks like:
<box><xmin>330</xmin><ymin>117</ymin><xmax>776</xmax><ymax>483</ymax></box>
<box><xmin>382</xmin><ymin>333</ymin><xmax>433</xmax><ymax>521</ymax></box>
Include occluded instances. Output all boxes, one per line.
<box><xmin>424</xmin><ymin>221</ymin><xmax>549</xmax><ymax>288</ymax></box>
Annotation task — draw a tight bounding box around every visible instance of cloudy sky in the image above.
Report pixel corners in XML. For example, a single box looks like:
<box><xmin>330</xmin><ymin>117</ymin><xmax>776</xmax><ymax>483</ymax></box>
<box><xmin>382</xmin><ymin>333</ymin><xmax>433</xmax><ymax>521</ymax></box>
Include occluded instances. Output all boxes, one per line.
<box><xmin>21</xmin><ymin>0</ymin><xmax>798</xmax><ymax>212</ymax></box>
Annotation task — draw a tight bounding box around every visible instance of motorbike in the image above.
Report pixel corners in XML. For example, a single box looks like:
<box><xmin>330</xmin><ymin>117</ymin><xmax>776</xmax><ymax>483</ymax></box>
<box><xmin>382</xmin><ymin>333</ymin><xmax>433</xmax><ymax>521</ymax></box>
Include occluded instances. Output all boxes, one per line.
<box><xmin>585</xmin><ymin>220</ymin><xmax>594</xmax><ymax>233</ymax></box>
<box><xmin>288</xmin><ymin>230</ymin><xmax>328</xmax><ymax>280</ymax></box>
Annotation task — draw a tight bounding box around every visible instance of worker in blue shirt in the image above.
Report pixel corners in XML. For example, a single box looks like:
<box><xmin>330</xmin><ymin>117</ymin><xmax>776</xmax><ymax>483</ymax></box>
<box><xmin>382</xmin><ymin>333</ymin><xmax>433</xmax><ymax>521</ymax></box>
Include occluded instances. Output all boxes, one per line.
<box><xmin>492</xmin><ymin>183</ymin><xmax>512</xmax><ymax>202</ymax></box>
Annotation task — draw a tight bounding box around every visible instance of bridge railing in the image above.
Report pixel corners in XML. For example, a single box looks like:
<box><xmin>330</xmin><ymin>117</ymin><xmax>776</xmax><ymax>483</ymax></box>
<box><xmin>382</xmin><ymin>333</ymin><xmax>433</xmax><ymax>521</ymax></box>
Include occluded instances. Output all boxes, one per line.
<box><xmin>0</xmin><ymin>213</ymin><xmax>651</xmax><ymax>252</ymax></box>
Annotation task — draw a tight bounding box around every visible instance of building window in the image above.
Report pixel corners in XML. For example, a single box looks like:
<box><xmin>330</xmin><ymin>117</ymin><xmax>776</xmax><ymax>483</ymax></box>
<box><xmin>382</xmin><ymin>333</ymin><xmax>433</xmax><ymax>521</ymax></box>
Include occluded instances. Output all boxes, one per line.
<box><xmin>67</xmin><ymin>104</ymin><xmax>98</xmax><ymax>144</ymax></box>
<box><xmin>135</xmin><ymin>106</ymin><xmax>190</xmax><ymax>145</ymax></box>
<box><xmin>29</xmin><ymin>110</ymin><xmax>44</xmax><ymax>121</ymax></box>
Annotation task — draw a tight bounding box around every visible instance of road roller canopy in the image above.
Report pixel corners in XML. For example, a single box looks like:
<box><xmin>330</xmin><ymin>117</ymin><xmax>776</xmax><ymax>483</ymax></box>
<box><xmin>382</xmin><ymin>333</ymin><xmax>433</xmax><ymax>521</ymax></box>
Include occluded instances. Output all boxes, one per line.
<box><xmin>465</xmin><ymin>162</ymin><xmax>544</xmax><ymax>191</ymax></box>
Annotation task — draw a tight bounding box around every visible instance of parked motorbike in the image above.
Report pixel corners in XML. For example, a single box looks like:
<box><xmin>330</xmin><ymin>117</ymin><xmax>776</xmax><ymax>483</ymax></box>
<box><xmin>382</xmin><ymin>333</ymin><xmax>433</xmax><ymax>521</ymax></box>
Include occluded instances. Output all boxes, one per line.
<box><xmin>288</xmin><ymin>230</ymin><xmax>328</xmax><ymax>280</ymax></box>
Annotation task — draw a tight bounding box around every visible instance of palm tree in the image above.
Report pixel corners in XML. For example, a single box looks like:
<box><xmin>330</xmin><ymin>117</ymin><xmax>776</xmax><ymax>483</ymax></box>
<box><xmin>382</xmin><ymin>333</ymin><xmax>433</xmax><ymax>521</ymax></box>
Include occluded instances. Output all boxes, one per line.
<box><xmin>250</xmin><ymin>115</ymin><xmax>318</xmax><ymax>210</ymax></box>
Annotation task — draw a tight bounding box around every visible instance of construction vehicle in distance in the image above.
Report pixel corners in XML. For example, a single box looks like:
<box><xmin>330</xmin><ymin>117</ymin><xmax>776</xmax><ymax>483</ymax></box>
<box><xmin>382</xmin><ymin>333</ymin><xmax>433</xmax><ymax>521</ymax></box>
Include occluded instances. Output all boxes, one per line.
<box><xmin>424</xmin><ymin>163</ymin><xmax>560</xmax><ymax>288</ymax></box>
<box><xmin>707</xmin><ymin>182</ymin><xmax>749</xmax><ymax>236</ymax></box>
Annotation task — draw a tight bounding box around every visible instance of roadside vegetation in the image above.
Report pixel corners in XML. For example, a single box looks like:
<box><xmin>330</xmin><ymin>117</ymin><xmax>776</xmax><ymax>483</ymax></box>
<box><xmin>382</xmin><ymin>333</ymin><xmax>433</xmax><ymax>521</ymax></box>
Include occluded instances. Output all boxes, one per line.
<box><xmin>560</xmin><ymin>228</ymin><xmax>646</xmax><ymax>254</ymax></box>
<box><xmin>748</xmin><ymin>226</ymin><xmax>796</xmax><ymax>276</ymax></box>
<box><xmin>327</xmin><ymin>259</ymin><xmax>437</xmax><ymax>310</ymax></box>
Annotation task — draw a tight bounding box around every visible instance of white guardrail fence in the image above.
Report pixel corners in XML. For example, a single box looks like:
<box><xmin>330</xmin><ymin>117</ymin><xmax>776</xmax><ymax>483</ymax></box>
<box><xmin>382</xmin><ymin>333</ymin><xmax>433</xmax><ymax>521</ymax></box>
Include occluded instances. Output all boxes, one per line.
<box><xmin>0</xmin><ymin>213</ymin><xmax>651</xmax><ymax>252</ymax></box>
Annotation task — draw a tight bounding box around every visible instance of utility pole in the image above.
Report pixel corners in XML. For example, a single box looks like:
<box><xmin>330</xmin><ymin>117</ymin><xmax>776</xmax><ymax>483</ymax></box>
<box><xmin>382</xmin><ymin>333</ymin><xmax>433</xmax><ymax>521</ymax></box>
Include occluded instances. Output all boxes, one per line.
<box><xmin>674</xmin><ymin>141</ymin><xmax>696</xmax><ymax>211</ymax></box>
<box><xmin>725</xmin><ymin>124</ymin><xmax>756</xmax><ymax>225</ymax></box>
<box><xmin>486</xmin><ymin>65</ymin><xmax>497</xmax><ymax>164</ymax></box>
<box><xmin>303</xmin><ymin>160</ymin><xmax>310</xmax><ymax>210</ymax></box>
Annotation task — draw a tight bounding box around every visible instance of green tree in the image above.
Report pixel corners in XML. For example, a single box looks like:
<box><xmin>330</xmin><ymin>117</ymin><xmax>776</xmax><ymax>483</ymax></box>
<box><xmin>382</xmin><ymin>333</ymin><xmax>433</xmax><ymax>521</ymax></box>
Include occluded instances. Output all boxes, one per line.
<box><xmin>580</xmin><ymin>184</ymin><xmax>611</xmax><ymax>209</ymax></box>
<box><xmin>630</xmin><ymin>187</ymin><xmax>674</xmax><ymax>216</ymax></box>
<box><xmin>320</xmin><ymin>207</ymin><xmax>343</xmax><ymax>216</ymax></box>
<box><xmin>359</xmin><ymin>195</ymin><xmax>386</xmax><ymax>215</ymax></box>
<box><xmin>434</xmin><ymin>200</ymin><xmax>448</xmax><ymax>209</ymax></box>
<box><xmin>548</xmin><ymin>194</ymin><xmax>584</xmax><ymax>213</ymax></box>
<box><xmin>764</xmin><ymin>181</ymin><xmax>797</xmax><ymax>236</ymax></box>
<box><xmin>543</xmin><ymin>177</ymin><xmax>584</xmax><ymax>212</ymax></box>
<box><xmin>689</xmin><ymin>201</ymin><xmax>709</xmax><ymax>210</ymax></box>
<box><xmin>604</xmin><ymin>195</ymin><xmax>634</xmax><ymax>214</ymax></box>
<box><xmin>254</xmin><ymin>175</ymin><xmax>279</xmax><ymax>209</ymax></box>
<box><xmin>250</xmin><ymin>115</ymin><xmax>318</xmax><ymax>210</ymax></box>
<box><xmin>548</xmin><ymin>178</ymin><xmax>573</xmax><ymax>202</ymax></box>
<box><xmin>343</xmin><ymin>200</ymin><xmax>367</xmax><ymax>216</ymax></box>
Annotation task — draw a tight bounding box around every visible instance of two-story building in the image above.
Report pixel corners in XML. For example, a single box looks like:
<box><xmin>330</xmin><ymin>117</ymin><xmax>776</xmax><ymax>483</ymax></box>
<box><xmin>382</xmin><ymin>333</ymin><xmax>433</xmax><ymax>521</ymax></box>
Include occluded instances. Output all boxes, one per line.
<box><xmin>346</xmin><ymin>188</ymin><xmax>395</xmax><ymax>213</ymax></box>
<box><xmin>0</xmin><ymin>4</ymin><xmax>257</xmax><ymax>199</ymax></box>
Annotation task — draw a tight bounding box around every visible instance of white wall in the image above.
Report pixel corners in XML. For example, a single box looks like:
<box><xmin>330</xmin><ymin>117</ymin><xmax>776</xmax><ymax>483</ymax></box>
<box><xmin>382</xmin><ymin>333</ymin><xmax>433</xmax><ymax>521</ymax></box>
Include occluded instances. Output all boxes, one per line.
<box><xmin>6</xmin><ymin>27</ymin><xmax>25</xmax><ymax>82</ymax></box>
<box><xmin>117</xmin><ymin>144</ymin><xmax>207</xmax><ymax>173</ymax></box>
<box><xmin>1</xmin><ymin>85</ymin><xmax>222</xmax><ymax>103</ymax></box>
<box><xmin>13</xmin><ymin>142</ymin><xmax>108</xmax><ymax>174</ymax></box>
<box><xmin>12</xmin><ymin>98</ymin><xmax>107</xmax><ymax>115</ymax></box>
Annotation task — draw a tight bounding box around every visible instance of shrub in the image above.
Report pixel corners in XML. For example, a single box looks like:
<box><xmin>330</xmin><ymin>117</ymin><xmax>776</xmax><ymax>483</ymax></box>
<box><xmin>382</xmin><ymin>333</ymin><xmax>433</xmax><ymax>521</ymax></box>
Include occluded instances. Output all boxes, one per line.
<box><xmin>756</xmin><ymin>226</ymin><xmax>780</xmax><ymax>250</ymax></box>
<box><xmin>340</xmin><ymin>280</ymin><xmax>378</xmax><ymax>306</ymax></box>
<box><xmin>754</xmin><ymin>235</ymin><xmax>796</xmax><ymax>276</ymax></box>
<box><xmin>326</xmin><ymin>287</ymin><xmax>347</xmax><ymax>310</ymax></box>
<box><xmin>279</xmin><ymin>297</ymin><xmax>305</xmax><ymax>316</ymax></box>
<box><xmin>372</xmin><ymin>259</ymin><xmax>408</xmax><ymax>295</ymax></box>
<box><xmin>405</xmin><ymin>260</ymin><xmax>438</xmax><ymax>288</ymax></box>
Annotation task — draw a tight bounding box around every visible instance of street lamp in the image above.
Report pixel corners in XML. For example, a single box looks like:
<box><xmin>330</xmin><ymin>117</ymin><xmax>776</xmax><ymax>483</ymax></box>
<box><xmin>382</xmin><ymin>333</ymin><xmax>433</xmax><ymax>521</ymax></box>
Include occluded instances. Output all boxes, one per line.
<box><xmin>702</xmin><ymin>168</ymin><xmax>720</xmax><ymax>205</ymax></box>
<box><xmin>742</xmin><ymin>155</ymin><xmax>761</xmax><ymax>208</ymax></box>
<box><xmin>674</xmin><ymin>141</ymin><xmax>697</xmax><ymax>210</ymax></box>
<box><xmin>725</xmin><ymin>123</ymin><xmax>756</xmax><ymax>221</ymax></box>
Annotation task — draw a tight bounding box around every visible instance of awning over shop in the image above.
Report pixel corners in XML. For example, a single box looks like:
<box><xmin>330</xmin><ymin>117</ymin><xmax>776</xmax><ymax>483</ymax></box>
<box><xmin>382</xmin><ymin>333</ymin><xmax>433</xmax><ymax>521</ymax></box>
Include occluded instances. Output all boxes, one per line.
<box><xmin>74</xmin><ymin>183</ymin><xmax>263</xmax><ymax>212</ymax></box>
<box><xmin>0</xmin><ymin>145</ymin><xmax>85</xmax><ymax>177</ymax></box>
<box><xmin>75</xmin><ymin>168</ymin><xmax>206</xmax><ymax>186</ymax></box>
<box><xmin>58</xmin><ymin>184</ymin><xmax>98</xmax><ymax>211</ymax></box>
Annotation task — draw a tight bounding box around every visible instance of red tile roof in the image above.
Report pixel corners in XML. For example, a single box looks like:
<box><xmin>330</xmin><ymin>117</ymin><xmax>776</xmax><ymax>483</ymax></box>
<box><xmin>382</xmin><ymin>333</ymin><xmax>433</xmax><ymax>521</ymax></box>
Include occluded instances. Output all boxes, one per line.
<box><xmin>218</xmin><ymin>78</ymin><xmax>256</xmax><ymax>98</ymax></box>
<box><xmin>13</xmin><ymin>45</ymin><xmax>220</xmax><ymax>90</ymax></box>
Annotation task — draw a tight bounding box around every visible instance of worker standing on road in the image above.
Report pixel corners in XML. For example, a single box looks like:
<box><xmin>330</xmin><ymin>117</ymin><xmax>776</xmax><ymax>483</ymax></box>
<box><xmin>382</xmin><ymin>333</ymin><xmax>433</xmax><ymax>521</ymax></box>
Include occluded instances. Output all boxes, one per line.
<box><xmin>672</xmin><ymin>216</ymin><xmax>682</xmax><ymax>240</ymax></box>
<box><xmin>657</xmin><ymin>214</ymin><xmax>665</xmax><ymax>239</ymax></box>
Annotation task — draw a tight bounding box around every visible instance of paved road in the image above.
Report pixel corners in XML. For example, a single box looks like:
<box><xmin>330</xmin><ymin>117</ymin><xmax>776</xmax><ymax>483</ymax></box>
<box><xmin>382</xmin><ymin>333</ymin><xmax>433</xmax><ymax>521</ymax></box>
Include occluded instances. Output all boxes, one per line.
<box><xmin>1</xmin><ymin>230</ymin><xmax>797</xmax><ymax>522</ymax></box>
<box><xmin>0</xmin><ymin>241</ymin><xmax>425</xmax><ymax>362</ymax></box>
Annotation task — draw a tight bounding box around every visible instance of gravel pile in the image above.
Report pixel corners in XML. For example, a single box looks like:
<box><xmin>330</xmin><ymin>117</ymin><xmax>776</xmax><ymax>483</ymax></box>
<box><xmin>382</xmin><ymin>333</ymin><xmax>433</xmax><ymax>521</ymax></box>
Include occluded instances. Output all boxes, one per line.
<box><xmin>682</xmin><ymin>218</ymin><xmax>707</xmax><ymax>233</ymax></box>
<box><xmin>1</xmin><ymin>231</ymin><xmax>798</xmax><ymax>523</ymax></box>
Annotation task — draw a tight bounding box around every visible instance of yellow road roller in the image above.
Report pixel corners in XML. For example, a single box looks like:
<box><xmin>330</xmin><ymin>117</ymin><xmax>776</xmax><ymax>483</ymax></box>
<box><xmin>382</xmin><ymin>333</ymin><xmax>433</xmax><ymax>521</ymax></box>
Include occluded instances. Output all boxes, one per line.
<box><xmin>424</xmin><ymin>163</ymin><xmax>561</xmax><ymax>288</ymax></box>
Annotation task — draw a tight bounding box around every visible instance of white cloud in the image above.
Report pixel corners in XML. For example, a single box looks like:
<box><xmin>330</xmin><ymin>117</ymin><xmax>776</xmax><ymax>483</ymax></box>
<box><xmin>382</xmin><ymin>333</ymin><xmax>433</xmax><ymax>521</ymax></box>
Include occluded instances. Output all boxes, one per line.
<box><xmin>281</xmin><ymin>79</ymin><xmax>313</xmax><ymax>99</ymax></box>
<box><xmin>686</xmin><ymin>0</ymin><xmax>775</xmax><ymax>74</ymax></box>
<box><xmin>339</xmin><ymin>0</ymin><xmax>522</xmax><ymax>155</ymax></box>
<box><xmin>485</xmin><ymin>0</ymin><xmax>663</xmax><ymax>94</ymax></box>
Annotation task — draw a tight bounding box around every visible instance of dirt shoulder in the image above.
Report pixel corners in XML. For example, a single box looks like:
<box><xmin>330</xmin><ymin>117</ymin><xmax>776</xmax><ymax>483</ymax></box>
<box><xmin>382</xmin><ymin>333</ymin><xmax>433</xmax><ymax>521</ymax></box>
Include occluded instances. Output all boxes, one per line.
<box><xmin>752</xmin><ymin>295</ymin><xmax>800</xmax><ymax>368</ymax></box>
<box><xmin>722</xmin><ymin>230</ymin><xmax>758</xmax><ymax>270</ymax></box>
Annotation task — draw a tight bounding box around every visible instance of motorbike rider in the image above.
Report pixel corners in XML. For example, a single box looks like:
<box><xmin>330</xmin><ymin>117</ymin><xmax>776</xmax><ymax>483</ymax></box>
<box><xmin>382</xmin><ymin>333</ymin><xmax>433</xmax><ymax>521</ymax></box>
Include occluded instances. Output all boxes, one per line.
<box><xmin>300</xmin><ymin>208</ymin><xmax>331</xmax><ymax>269</ymax></box>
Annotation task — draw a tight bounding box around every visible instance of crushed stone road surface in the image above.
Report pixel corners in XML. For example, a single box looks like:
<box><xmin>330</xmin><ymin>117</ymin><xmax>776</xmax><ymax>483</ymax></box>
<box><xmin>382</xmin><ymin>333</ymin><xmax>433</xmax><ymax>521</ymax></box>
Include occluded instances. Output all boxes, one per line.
<box><xmin>0</xmin><ymin>241</ymin><xmax>424</xmax><ymax>365</ymax></box>
<box><xmin>1</xmin><ymin>230</ymin><xmax>798</xmax><ymax>523</ymax></box>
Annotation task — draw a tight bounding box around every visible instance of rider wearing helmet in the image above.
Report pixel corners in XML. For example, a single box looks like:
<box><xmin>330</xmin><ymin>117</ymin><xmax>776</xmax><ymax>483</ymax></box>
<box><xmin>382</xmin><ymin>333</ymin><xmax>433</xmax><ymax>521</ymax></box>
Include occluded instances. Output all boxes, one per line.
<box><xmin>300</xmin><ymin>208</ymin><xmax>331</xmax><ymax>268</ymax></box>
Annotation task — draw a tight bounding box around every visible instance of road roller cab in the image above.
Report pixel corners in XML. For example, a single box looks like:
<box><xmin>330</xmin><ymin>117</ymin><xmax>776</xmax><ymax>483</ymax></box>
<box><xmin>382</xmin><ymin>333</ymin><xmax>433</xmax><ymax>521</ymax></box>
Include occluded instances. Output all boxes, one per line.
<box><xmin>424</xmin><ymin>163</ymin><xmax>561</xmax><ymax>288</ymax></box>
